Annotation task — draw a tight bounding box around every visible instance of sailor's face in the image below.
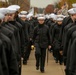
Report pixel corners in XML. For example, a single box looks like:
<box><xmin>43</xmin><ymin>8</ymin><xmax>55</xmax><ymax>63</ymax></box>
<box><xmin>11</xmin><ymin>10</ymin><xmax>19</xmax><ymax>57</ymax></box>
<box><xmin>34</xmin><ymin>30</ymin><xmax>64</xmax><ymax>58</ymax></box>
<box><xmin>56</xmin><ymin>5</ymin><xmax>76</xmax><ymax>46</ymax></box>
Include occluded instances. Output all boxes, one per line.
<box><xmin>8</xmin><ymin>13</ymin><xmax>15</xmax><ymax>21</ymax></box>
<box><xmin>38</xmin><ymin>19</ymin><xmax>45</xmax><ymax>24</ymax></box>
<box><xmin>4</xmin><ymin>14</ymin><xmax>9</xmax><ymax>22</ymax></box>
<box><xmin>57</xmin><ymin>21</ymin><xmax>62</xmax><ymax>25</ymax></box>
<box><xmin>20</xmin><ymin>17</ymin><xmax>27</xmax><ymax>21</ymax></box>
<box><xmin>30</xmin><ymin>17</ymin><xmax>32</xmax><ymax>20</ymax></box>
<box><xmin>73</xmin><ymin>14</ymin><xmax>76</xmax><ymax>20</ymax></box>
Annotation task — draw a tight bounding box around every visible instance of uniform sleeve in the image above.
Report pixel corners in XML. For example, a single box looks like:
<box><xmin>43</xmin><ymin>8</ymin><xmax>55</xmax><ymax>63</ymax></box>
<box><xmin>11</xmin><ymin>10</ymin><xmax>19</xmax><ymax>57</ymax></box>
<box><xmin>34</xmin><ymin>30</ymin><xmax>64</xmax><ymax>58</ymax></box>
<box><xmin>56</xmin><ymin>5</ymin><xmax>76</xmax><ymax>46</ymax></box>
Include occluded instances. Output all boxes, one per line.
<box><xmin>9</xmin><ymin>44</ymin><xmax>19</xmax><ymax>75</ymax></box>
<box><xmin>47</xmin><ymin>27</ymin><xmax>52</xmax><ymax>45</ymax></box>
<box><xmin>33</xmin><ymin>27</ymin><xmax>37</xmax><ymax>43</ymax></box>
<box><xmin>25</xmin><ymin>23</ymin><xmax>30</xmax><ymax>41</ymax></box>
<box><xmin>29</xmin><ymin>23</ymin><xmax>34</xmax><ymax>39</ymax></box>
<box><xmin>69</xmin><ymin>40</ymin><xmax>76</xmax><ymax>75</ymax></box>
<box><xmin>51</xmin><ymin>26</ymin><xmax>55</xmax><ymax>44</ymax></box>
<box><xmin>59</xmin><ymin>18</ymin><xmax>67</xmax><ymax>43</ymax></box>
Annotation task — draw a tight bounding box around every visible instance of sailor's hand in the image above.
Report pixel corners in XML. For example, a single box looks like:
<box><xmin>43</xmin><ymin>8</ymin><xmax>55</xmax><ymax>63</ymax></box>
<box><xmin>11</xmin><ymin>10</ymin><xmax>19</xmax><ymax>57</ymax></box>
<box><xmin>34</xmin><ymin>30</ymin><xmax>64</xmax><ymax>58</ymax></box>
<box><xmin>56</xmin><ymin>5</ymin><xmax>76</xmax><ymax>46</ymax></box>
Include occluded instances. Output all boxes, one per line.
<box><xmin>48</xmin><ymin>45</ymin><xmax>51</xmax><ymax>49</ymax></box>
<box><xmin>59</xmin><ymin>51</ymin><xmax>63</xmax><ymax>55</ymax></box>
<box><xmin>30</xmin><ymin>38</ymin><xmax>32</xmax><ymax>41</ymax></box>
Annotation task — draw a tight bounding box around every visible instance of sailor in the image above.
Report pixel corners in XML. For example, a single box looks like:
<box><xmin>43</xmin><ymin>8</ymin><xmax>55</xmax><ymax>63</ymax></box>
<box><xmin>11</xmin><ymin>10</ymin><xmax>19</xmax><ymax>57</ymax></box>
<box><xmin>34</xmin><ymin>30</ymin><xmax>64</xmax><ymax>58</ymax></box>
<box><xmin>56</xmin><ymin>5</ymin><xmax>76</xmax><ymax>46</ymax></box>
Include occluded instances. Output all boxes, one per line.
<box><xmin>52</xmin><ymin>15</ymin><xmax>64</xmax><ymax>65</ymax></box>
<box><xmin>0</xmin><ymin>12</ymin><xmax>18</xmax><ymax>75</ymax></box>
<box><xmin>33</xmin><ymin>16</ymin><xmax>51</xmax><ymax>73</ymax></box>
<box><xmin>19</xmin><ymin>11</ymin><xmax>32</xmax><ymax>65</ymax></box>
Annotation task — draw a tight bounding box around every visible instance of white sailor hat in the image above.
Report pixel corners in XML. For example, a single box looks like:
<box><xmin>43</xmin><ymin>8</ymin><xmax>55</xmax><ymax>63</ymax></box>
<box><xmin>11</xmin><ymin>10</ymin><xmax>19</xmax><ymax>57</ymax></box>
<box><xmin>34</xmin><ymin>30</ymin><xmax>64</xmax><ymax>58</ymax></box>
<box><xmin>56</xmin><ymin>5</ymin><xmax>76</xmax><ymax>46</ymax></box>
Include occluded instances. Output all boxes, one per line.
<box><xmin>73</xmin><ymin>8</ymin><xmax>76</xmax><ymax>12</ymax></box>
<box><xmin>6</xmin><ymin>7</ymin><xmax>17</xmax><ymax>14</ymax></box>
<box><xmin>45</xmin><ymin>14</ymin><xmax>50</xmax><ymax>19</ymax></box>
<box><xmin>53</xmin><ymin>15</ymin><xmax>57</xmax><ymax>21</ymax></box>
<box><xmin>57</xmin><ymin>15</ymin><xmax>65</xmax><ymax>18</ymax></box>
<box><xmin>18</xmin><ymin>14</ymin><xmax>27</xmax><ymax>18</ymax></box>
<box><xmin>37</xmin><ymin>16</ymin><xmax>45</xmax><ymax>20</ymax></box>
<box><xmin>38</xmin><ymin>14</ymin><xmax>45</xmax><ymax>17</ymax></box>
<box><xmin>0</xmin><ymin>13</ymin><xmax>5</xmax><ymax>20</ymax></box>
<box><xmin>8</xmin><ymin>5</ymin><xmax>20</xmax><ymax>11</ymax></box>
<box><xmin>49</xmin><ymin>13</ymin><xmax>56</xmax><ymax>19</ymax></box>
<box><xmin>56</xmin><ymin>17</ymin><xmax>63</xmax><ymax>21</ymax></box>
<box><xmin>0</xmin><ymin>8</ymin><xmax>9</xmax><ymax>15</ymax></box>
<box><xmin>72</xmin><ymin>3</ymin><xmax>76</xmax><ymax>8</ymax></box>
<box><xmin>68</xmin><ymin>8</ymin><xmax>76</xmax><ymax>14</ymax></box>
<box><xmin>20</xmin><ymin>11</ymin><xmax>27</xmax><ymax>15</ymax></box>
<box><xmin>49</xmin><ymin>13</ymin><xmax>57</xmax><ymax>20</ymax></box>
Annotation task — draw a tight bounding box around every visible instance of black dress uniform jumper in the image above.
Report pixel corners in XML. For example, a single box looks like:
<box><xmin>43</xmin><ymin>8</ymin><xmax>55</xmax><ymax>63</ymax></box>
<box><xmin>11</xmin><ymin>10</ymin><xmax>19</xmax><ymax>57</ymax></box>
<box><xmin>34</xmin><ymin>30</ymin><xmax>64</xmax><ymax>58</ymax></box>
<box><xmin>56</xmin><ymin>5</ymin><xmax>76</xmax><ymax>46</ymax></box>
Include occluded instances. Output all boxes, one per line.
<box><xmin>62</xmin><ymin>23</ymin><xmax>76</xmax><ymax>65</ymax></box>
<box><xmin>0</xmin><ymin>28</ymin><xmax>18</xmax><ymax>75</ymax></box>
<box><xmin>52</xmin><ymin>23</ymin><xmax>62</xmax><ymax>64</ymax></box>
<box><xmin>33</xmin><ymin>23</ymin><xmax>51</xmax><ymax>72</ymax></box>
<box><xmin>23</xmin><ymin>20</ymin><xmax>31</xmax><ymax>64</ymax></box>
<box><xmin>65</xmin><ymin>28</ymin><xmax>76</xmax><ymax>75</ymax></box>
<box><xmin>0</xmin><ymin>39</ymin><xmax>5</xmax><ymax>75</ymax></box>
<box><xmin>59</xmin><ymin>16</ymin><xmax>73</xmax><ymax>49</ymax></box>
<box><xmin>66</xmin><ymin>31</ymin><xmax>76</xmax><ymax>75</ymax></box>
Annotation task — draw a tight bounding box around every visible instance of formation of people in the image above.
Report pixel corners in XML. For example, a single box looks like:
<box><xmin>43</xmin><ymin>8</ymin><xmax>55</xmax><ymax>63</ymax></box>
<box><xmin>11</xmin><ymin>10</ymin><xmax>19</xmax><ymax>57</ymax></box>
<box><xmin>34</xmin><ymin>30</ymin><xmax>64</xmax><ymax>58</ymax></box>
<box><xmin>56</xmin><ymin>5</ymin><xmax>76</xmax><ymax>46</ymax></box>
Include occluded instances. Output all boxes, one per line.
<box><xmin>0</xmin><ymin>3</ymin><xmax>76</xmax><ymax>75</ymax></box>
